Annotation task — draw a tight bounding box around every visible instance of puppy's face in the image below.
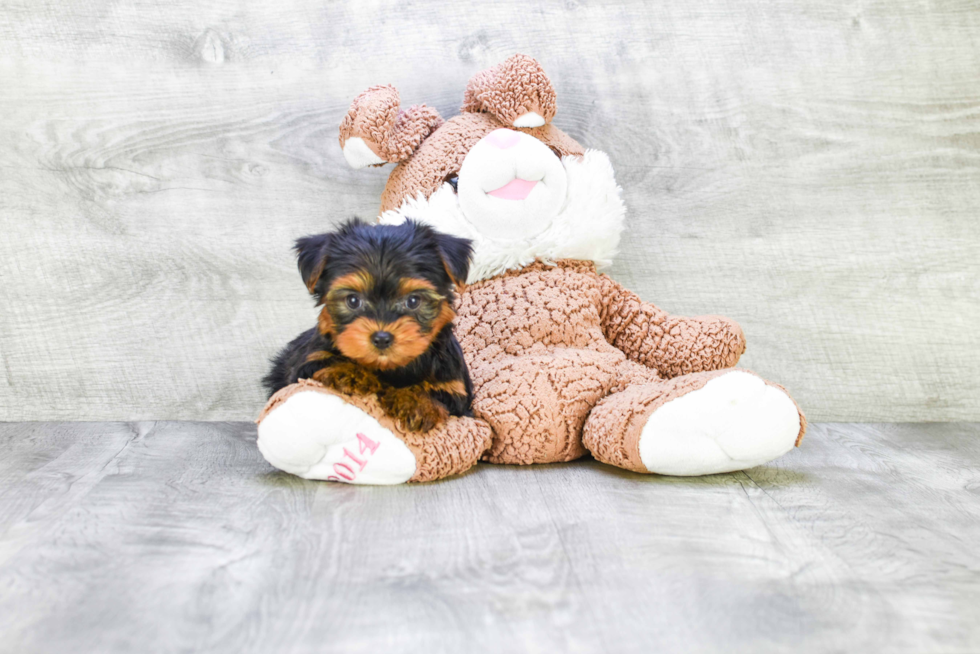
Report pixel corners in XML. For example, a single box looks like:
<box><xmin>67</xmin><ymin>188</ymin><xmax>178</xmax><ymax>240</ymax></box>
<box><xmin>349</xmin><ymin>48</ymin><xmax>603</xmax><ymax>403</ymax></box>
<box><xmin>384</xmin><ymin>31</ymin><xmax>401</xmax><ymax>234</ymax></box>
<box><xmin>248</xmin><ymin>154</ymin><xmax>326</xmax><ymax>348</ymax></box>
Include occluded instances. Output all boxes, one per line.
<box><xmin>322</xmin><ymin>270</ymin><xmax>453</xmax><ymax>371</ymax></box>
<box><xmin>295</xmin><ymin>220</ymin><xmax>472</xmax><ymax>371</ymax></box>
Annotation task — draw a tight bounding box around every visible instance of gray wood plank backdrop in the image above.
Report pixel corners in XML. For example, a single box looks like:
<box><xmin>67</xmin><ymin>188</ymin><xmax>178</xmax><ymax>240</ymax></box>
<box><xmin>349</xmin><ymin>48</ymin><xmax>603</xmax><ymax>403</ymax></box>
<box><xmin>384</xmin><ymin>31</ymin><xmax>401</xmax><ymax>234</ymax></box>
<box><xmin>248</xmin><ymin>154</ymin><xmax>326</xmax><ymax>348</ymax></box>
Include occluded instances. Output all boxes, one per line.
<box><xmin>1</xmin><ymin>1</ymin><xmax>978</xmax><ymax>421</ymax></box>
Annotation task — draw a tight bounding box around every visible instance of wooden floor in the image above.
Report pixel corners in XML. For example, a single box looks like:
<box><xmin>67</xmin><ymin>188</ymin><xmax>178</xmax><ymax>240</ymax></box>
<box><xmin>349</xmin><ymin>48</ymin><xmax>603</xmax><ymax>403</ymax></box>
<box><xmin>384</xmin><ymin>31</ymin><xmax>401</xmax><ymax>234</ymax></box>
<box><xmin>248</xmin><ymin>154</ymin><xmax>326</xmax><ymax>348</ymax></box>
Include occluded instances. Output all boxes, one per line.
<box><xmin>0</xmin><ymin>422</ymin><xmax>977</xmax><ymax>653</ymax></box>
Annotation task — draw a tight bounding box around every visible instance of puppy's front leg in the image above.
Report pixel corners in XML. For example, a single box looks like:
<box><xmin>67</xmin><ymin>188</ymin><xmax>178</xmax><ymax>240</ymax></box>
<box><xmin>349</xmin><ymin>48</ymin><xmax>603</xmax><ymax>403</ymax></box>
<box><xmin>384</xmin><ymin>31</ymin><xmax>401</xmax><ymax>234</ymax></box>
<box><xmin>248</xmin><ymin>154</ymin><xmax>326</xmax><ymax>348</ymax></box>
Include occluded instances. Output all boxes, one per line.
<box><xmin>377</xmin><ymin>385</ymin><xmax>448</xmax><ymax>433</ymax></box>
<box><xmin>313</xmin><ymin>360</ymin><xmax>384</xmax><ymax>396</ymax></box>
<box><xmin>422</xmin><ymin>379</ymin><xmax>471</xmax><ymax>418</ymax></box>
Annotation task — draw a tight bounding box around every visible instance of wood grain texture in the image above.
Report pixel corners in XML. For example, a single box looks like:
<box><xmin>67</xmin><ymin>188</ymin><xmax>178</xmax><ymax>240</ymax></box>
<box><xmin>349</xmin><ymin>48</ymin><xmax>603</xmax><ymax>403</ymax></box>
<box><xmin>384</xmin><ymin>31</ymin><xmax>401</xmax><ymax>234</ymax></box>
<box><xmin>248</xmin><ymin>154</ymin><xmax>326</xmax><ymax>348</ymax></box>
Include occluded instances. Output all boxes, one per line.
<box><xmin>0</xmin><ymin>1</ymin><xmax>978</xmax><ymax>420</ymax></box>
<box><xmin>0</xmin><ymin>421</ymin><xmax>978</xmax><ymax>653</ymax></box>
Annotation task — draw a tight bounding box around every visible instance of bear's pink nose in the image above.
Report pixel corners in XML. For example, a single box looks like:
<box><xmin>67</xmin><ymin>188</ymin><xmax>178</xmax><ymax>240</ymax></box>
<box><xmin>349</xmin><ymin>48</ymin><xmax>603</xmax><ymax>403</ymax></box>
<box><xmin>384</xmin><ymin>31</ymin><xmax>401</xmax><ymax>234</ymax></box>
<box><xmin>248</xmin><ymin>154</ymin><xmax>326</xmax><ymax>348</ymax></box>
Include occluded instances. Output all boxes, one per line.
<box><xmin>484</xmin><ymin>129</ymin><xmax>521</xmax><ymax>149</ymax></box>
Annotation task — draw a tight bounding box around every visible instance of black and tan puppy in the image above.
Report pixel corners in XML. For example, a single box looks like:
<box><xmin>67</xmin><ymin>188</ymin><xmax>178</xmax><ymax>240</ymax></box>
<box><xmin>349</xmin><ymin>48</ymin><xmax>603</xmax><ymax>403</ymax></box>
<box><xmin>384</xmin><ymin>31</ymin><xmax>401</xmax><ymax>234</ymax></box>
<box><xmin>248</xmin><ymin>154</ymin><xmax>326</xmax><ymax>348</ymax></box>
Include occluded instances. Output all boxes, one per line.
<box><xmin>263</xmin><ymin>219</ymin><xmax>474</xmax><ymax>432</ymax></box>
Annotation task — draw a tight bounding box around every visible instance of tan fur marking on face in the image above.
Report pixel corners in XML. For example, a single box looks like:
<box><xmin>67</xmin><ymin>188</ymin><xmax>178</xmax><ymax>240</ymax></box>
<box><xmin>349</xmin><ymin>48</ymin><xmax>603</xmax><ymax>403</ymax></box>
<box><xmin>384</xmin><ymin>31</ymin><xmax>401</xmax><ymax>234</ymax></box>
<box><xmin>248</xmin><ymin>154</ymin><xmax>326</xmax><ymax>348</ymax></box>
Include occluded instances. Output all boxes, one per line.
<box><xmin>398</xmin><ymin>277</ymin><xmax>437</xmax><ymax>295</ymax></box>
<box><xmin>430</xmin><ymin>302</ymin><xmax>457</xmax><ymax>336</ymax></box>
<box><xmin>382</xmin><ymin>316</ymin><xmax>435</xmax><ymax>368</ymax></box>
<box><xmin>334</xmin><ymin>316</ymin><xmax>436</xmax><ymax>370</ymax></box>
<box><xmin>333</xmin><ymin>317</ymin><xmax>383</xmax><ymax>363</ymax></box>
<box><xmin>317</xmin><ymin>307</ymin><xmax>335</xmax><ymax>336</ymax></box>
<box><xmin>330</xmin><ymin>271</ymin><xmax>372</xmax><ymax>294</ymax></box>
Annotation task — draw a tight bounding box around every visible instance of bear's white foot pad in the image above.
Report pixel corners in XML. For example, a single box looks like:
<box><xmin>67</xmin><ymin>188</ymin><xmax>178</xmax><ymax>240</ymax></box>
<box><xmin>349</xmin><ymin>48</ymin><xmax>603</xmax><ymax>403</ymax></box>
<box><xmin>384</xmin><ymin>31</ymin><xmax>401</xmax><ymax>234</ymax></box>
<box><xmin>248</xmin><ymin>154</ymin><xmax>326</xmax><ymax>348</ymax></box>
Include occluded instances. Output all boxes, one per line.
<box><xmin>257</xmin><ymin>391</ymin><xmax>416</xmax><ymax>484</ymax></box>
<box><xmin>639</xmin><ymin>371</ymin><xmax>800</xmax><ymax>476</ymax></box>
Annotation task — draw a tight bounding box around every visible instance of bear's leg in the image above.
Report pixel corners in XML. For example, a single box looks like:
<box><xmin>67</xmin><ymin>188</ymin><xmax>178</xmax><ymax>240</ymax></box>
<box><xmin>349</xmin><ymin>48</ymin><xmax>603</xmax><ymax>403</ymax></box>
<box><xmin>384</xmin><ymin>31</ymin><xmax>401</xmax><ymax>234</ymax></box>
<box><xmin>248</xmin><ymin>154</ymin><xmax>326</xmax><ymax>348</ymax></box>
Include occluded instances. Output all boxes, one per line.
<box><xmin>582</xmin><ymin>370</ymin><xmax>805</xmax><ymax>476</ymax></box>
<box><xmin>257</xmin><ymin>380</ymin><xmax>492</xmax><ymax>484</ymax></box>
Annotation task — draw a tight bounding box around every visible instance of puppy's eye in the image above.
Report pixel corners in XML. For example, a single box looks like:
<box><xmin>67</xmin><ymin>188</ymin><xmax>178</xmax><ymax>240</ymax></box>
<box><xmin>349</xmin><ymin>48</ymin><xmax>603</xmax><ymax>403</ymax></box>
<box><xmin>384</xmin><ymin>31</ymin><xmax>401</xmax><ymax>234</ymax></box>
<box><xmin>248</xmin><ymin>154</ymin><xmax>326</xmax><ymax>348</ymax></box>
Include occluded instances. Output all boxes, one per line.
<box><xmin>406</xmin><ymin>294</ymin><xmax>421</xmax><ymax>310</ymax></box>
<box><xmin>345</xmin><ymin>294</ymin><xmax>361</xmax><ymax>310</ymax></box>
<box><xmin>549</xmin><ymin>146</ymin><xmax>563</xmax><ymax>159</ymax></box>
<box><xmin>446</xmin><ymin>175</ymin><xmax>459</xmax><ymax>193</ymax></box>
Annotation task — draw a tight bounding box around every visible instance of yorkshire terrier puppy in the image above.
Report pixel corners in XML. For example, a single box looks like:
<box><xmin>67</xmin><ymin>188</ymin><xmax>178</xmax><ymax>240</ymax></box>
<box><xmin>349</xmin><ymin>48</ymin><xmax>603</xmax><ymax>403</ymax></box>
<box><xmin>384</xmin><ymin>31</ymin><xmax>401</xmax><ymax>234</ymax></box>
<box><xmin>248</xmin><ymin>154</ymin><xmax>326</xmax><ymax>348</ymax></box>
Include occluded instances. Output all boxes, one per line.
<box><xmin>263</xmin><ymin>219</ymin><xmax>474</xmax><ymax>433</ymax></box>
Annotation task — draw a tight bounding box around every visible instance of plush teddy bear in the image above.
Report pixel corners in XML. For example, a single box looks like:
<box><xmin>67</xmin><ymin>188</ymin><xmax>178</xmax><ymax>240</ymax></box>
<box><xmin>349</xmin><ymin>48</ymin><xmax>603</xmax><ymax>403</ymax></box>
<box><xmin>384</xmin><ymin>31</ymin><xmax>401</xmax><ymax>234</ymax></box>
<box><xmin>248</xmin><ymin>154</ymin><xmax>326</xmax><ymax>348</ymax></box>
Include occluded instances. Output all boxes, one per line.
<box><xmin>256</xmin><ymin>55</ymin><xmax>806</xmax><ymax>484</ymax></box>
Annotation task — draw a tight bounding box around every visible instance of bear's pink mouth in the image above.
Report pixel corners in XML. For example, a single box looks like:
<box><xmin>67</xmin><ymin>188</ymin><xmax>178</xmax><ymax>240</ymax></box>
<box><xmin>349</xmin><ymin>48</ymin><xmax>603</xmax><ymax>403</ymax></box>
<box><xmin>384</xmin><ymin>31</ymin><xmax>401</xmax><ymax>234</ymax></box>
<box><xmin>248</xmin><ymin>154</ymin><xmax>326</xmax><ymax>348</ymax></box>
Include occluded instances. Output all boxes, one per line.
<box><xmin>486</xmin><ymin>178</ymin><xmax>538</xmax><ymax>200</ymax></box>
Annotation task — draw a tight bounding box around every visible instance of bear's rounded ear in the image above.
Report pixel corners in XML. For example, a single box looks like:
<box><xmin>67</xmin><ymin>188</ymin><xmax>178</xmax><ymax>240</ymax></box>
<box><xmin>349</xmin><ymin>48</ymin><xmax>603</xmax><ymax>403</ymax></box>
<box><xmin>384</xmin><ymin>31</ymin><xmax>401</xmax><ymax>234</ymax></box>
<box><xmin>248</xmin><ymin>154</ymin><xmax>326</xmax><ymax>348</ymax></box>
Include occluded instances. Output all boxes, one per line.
<box><xmin>339</xmin><ymin>85</ymin><xmax>443</xmax><ymax>169</ymax></box>
<box><xmin>461</xmin><ymin>54</ymin><xmax>556</xmax><ymax>128</ymax></box>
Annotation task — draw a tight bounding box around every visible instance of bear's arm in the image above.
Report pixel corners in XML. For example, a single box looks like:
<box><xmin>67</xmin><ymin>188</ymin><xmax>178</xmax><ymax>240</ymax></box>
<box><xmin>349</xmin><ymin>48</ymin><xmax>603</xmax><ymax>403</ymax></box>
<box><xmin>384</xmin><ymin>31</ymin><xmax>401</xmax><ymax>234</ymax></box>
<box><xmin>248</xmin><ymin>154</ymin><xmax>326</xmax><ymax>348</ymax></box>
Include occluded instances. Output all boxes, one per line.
<box><xmin>594</xmin><ymin>273</ymin><xmax>746</xmax><ymax>378</ymax></box>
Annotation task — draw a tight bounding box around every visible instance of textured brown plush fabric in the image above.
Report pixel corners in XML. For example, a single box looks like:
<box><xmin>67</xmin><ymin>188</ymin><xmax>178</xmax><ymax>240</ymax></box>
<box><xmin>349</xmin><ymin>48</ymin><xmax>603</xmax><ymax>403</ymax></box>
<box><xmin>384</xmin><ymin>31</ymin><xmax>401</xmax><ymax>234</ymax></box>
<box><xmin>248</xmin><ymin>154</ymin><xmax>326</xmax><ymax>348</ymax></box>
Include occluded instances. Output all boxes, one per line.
<box><xmin>259</xmin><ymin>379</ymin><xmax>492</xmax><ymax>483</ymax></box>
<box><xmin>582</xmin><ymin>369</ymin><xmax>733</xmax><ymax>472</ymax></box>
<box><xmin>339</xmin><ymin>85</ymin><xmax>444</xmax><ymax>164</ymax></box>
<box><xmin>579</xmin><ymin>369</ymin><xmax>810</xmax><ymax>472</ymax></box>
<box><xmin>461</xmin><ymin>54</ymin><xmax>557</xmax><ymax>126</ymax></box>
<box><xmin>378</xmin><ymin>112</ymin><xmax>585</xmax><ymax>214</ymax></box>
<box><xmin>451</xmin><ymin>259</ymin><xmax>777</xmax><ymax>465</ymax></box>
<box><xmin>595</xmin><ymin>274</ymin><xmax>747</xmax><ymax>378</ymax></box>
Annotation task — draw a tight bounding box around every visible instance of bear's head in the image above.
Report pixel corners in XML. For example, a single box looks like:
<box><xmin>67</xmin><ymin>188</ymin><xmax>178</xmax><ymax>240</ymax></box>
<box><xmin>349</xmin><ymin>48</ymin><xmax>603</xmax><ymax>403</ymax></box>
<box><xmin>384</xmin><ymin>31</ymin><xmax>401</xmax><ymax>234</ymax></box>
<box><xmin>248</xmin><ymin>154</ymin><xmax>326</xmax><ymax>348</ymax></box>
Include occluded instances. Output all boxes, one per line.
<box><xmin>339</xmin><ymin>54</ymin><xmax>625</xmax><ymax>283</ymax></box>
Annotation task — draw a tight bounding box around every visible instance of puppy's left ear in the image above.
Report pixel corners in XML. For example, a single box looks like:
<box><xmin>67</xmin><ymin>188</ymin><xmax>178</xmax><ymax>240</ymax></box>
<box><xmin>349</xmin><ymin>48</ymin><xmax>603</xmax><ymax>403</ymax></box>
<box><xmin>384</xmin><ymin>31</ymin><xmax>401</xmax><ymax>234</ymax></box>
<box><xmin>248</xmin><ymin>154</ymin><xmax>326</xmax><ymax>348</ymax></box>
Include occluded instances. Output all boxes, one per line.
<box><xmin>435</xmin><ymin>233</ymin><xmax>473</xmax><ymax>287</ymax></box>
<box><xmin>294</xmin><ymin>233</ymin><xmax>332</xmax><ymax>296</ymax></box>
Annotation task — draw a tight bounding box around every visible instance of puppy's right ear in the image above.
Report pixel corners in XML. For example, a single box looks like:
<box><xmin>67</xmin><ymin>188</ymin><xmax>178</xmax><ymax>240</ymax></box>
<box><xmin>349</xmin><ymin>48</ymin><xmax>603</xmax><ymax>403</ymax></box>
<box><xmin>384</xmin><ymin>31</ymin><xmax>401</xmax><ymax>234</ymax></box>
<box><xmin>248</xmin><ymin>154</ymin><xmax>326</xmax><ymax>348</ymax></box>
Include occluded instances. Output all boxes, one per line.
<box><xmin>294</xmin><ymin>233</ymin><xmax>331</xmax><ymax>296</ymax></box>
<box><xmin>434</xmin><ymin>232</ymin><xmax>473</xmax><ymax>288</ymax></box>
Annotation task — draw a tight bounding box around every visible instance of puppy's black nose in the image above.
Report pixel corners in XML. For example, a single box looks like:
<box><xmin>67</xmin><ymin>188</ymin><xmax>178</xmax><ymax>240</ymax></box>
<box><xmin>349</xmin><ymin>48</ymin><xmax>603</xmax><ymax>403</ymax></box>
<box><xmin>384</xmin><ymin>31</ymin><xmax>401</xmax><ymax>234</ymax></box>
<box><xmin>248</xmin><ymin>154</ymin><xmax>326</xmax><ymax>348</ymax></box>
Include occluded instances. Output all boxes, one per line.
<box><xmin>371</xmin><ymin>331</ymin><xmax>394</xmax><ymax>350</ymax></box>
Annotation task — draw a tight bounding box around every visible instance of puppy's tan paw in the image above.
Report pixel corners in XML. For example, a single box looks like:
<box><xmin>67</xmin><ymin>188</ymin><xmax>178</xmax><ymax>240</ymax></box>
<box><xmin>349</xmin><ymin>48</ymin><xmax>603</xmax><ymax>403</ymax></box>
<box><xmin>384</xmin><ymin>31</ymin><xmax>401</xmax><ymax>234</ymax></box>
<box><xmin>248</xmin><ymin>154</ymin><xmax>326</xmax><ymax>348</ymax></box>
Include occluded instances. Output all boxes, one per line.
<box><xmin>313</xmin><ymin>361</ymin><xmax>383</xmax><ymax>396</ymax></box>
<box><xmin>378</xmin><ymin>387</ymin><xmax>448</xmax><ymax>433</ymax></box>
